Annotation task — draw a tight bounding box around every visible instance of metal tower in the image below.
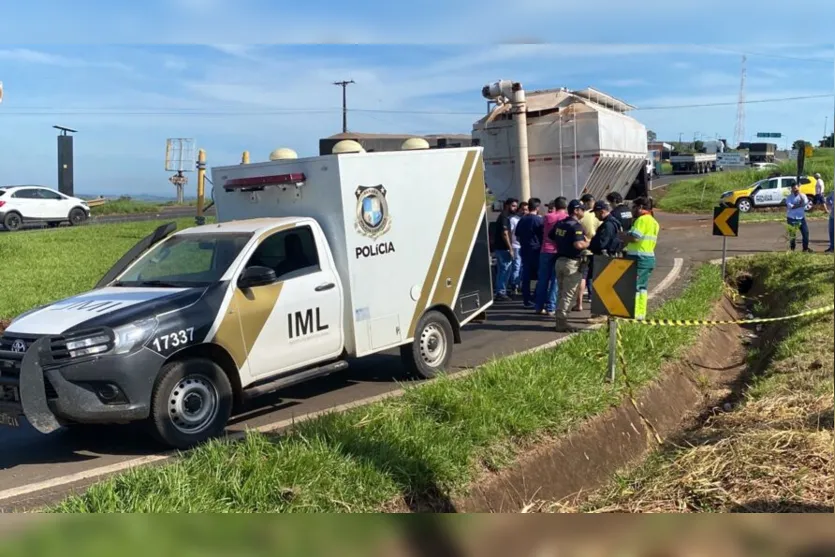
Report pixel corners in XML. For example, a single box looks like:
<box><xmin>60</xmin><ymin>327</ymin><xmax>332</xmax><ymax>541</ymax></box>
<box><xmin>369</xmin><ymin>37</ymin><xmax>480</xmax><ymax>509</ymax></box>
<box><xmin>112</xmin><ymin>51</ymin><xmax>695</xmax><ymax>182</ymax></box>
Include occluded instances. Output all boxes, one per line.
<box><xmin>733</xmin><ymin>55</ymin><xmax>746</xmax><ymax>148</ymax></box>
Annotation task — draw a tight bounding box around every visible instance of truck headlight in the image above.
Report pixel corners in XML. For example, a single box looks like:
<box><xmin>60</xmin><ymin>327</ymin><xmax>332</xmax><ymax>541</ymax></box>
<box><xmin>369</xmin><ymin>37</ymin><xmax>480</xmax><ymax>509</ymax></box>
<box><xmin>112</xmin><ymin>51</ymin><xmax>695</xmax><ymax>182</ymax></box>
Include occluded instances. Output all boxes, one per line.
<box><xmin>113</xmin><ymin>317</ymin><xmax>158</xmax><ymax>355</ymax></box>
<box><xmin>66</xmin><ymin>333</ymin><xmax>113</xmax><ymax>358</ymax></box>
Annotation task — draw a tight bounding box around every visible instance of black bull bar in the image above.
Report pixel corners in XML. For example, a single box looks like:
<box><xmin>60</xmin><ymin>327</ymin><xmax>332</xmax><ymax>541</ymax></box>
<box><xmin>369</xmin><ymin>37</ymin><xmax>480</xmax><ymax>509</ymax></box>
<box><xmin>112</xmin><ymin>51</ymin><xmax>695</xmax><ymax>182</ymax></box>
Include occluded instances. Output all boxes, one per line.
<box><xmin>0</xmin><ymin>337</ymin><xmax>62</xmax><ymax>434</ymax></box>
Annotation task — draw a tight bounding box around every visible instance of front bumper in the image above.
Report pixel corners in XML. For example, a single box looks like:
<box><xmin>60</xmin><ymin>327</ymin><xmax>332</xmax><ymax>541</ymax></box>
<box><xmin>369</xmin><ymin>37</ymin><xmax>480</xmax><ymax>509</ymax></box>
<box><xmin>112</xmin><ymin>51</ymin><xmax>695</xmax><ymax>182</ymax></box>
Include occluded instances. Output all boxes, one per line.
<box><xmin>0</xmin><ymin>336</ymin><xmax>164</xmax><ymax>432</ymax></box>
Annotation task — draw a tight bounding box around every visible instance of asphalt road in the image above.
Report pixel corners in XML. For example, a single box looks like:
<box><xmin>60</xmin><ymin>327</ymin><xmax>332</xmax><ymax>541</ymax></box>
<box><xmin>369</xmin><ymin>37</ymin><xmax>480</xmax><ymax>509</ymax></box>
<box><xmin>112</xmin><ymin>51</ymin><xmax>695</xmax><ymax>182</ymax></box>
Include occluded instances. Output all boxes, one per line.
<box><xmin>0</xmin><ymin>213</ymin><xmax>830</xmax><ymax>511</ymax></box>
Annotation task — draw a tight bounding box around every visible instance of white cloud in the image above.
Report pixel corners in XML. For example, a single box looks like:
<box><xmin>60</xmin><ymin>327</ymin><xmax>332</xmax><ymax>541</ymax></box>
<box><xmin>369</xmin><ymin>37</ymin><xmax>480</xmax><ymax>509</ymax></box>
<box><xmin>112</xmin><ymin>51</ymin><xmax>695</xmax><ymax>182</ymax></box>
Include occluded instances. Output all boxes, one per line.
<box><xmin>0</xmin><ymin>48</ymin><xmax>131</xmax><ymax>71</ymax></box>
<box><xmin>604</xmin><ymin>78</ymin><xmax>647</xmax><ymax>87</ymax></box>
<box><xmin>163</xmin><ymin>57</ymin><xmax>188</xmax><ymax>71</ymax></box>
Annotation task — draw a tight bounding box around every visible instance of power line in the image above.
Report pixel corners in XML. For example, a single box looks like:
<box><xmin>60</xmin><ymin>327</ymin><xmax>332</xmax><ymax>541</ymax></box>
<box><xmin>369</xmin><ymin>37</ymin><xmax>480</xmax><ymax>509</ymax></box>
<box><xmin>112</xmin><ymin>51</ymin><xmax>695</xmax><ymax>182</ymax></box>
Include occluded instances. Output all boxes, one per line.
<box><xmin>0</xmin><ymin>93</ymin><xmax>832</xmax><ymax>117</ymax></box>
<box><xmin>633</xmin><ymin>93</ymin><xmax>833</xmax><ymax>111</ymax></box>
<box><xmin>691</xmin><ymin>44</ymin><xmax>834</xmax><ymax>64</ymax></box>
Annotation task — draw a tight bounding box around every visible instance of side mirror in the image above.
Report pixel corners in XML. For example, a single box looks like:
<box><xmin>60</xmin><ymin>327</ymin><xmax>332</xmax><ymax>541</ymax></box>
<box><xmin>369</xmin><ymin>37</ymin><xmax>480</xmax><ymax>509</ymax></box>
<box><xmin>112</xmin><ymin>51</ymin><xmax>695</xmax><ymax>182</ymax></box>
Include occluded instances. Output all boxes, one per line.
<box><xmin>238</xmin><ymin>266</ymin><xmax>278</xmax><ymax>289</ymax></box>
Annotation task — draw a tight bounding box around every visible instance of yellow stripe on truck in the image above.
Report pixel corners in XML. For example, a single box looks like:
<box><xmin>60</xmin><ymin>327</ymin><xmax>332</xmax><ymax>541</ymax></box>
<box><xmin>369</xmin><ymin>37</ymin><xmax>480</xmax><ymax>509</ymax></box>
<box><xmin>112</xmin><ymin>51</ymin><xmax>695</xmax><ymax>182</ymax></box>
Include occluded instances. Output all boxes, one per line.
<box><xmin>407</xmin><ymin>149</ymin><xmax>478</xmax><ymax>338</ymax></box>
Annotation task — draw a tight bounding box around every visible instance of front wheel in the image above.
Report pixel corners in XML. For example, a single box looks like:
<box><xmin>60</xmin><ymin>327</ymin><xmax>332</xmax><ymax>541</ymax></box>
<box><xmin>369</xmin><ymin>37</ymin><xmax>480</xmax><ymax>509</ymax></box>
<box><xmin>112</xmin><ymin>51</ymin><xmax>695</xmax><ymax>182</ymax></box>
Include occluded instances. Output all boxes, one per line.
<box><xmin>400</xmin><ymin>310</ymin><xmax>454</xmax><ymax>380</ymax></box>
<box><xmin>68</xmin><ymin>207</ymin><xmax>88</xmax><ymax>226</ymax></box>
<box><xmin>149</xmin><ymin>358</ymin><xmax>233</xmax><ymax>449</ymax></box>
<box><xmin>735</xmin><ymin>198</ymin><xmax>753</xmax><ymax>213</ymax></box>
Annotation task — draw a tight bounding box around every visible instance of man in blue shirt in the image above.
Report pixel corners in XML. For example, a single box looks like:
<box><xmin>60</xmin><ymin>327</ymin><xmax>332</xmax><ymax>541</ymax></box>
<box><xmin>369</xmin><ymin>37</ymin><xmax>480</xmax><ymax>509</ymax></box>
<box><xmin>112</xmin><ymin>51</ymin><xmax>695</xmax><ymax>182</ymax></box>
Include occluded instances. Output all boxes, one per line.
<box><xmin>785</xmin><ymin>183</ymin><xmax>812</xmax><ymax>252</ymax></box>
<box><xmin>552</xmin><ymin>199</ymin><xmax>591</xmax><ymax>332</ymax></box>
<box><xmin>513</xmin><ymin>198</ymin><xmax>544</xmax><ymax>308</ymax></box>
<box><xmin>825</xmin><ymin>190</ymin><xmax>834</xmax><ymax>253</ymax></box>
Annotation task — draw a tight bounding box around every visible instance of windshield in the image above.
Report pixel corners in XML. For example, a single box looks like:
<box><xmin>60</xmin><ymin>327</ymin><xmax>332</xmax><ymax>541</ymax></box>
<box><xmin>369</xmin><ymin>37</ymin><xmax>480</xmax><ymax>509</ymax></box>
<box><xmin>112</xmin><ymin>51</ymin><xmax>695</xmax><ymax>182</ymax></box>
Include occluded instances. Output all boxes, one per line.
<box><xmin>115</xmin><ymin>232</ymin><xmax>253</xmax><ymax>287</ymax></box>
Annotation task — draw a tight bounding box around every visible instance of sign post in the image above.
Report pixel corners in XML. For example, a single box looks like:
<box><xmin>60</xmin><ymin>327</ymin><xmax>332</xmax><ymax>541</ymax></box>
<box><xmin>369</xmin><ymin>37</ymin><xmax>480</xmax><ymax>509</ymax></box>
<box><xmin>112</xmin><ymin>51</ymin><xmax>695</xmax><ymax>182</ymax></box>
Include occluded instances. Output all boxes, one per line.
<box><xmin>713</xmin><ymin>206</ymin><xmax>740</xmax><ymax>279</ymax></box>
<box><xmin>591</xmin><ymin>256</ymin><xmax>638</xmax><ymax>382</ymax></box>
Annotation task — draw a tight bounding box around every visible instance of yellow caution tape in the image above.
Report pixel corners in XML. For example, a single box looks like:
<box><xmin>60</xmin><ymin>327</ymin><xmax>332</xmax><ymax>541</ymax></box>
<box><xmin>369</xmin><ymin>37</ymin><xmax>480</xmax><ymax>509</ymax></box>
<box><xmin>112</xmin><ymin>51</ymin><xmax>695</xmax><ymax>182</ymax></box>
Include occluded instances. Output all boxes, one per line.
<box><xmin>617</xmin><ymin>304</ymin><xmax>834</xmax><ymax>327</ymax></box>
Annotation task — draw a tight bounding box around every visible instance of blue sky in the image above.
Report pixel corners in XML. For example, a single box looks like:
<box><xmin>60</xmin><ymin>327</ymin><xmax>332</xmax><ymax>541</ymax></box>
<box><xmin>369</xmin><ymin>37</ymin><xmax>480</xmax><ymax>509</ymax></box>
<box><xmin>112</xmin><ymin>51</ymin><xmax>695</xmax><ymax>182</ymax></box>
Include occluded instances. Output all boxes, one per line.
<box><xmin>1</xmin><ymin>1</ymin><xmax>833</xmax><ymax>196</ymax></box>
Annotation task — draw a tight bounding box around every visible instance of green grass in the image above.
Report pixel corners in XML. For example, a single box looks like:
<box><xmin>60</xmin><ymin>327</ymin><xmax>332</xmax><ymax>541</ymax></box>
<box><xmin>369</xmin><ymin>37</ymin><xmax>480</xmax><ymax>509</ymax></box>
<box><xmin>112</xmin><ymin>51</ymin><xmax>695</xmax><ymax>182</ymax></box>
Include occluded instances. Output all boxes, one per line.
<box><xmin>0</xmin><ymin>218</ymin><xmax>207</xmax><ymax>320</ymax></box>
<box><xmin>0</xmin><ymin>515</ymin><xmax>413</xmax><ymax>557</ymax></box>
<box><xmin>544</xmin><ymin>253</ymin><xmax>834</xmax><ymax>513</ymax></box>
<box><xmin>53</xmin><ymin>264</ymin><xmax>724</xmax><ymax>513</ymax></box>
<box><xmin>657</xmin><ymin>148</ymin><xmax>834</xmax><ymax>214</ymax></box>
<box><xmin>90</xmin><ymin>199</ymin><xmax>196</xmax><ymax>216</ymax></box>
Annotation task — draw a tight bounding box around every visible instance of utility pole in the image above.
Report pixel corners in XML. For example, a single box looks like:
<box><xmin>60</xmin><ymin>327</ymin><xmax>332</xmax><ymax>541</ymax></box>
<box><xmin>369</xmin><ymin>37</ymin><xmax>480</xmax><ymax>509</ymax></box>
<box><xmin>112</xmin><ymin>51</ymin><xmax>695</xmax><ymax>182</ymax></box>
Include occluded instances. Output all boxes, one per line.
<box><xmin>333</xmin><ymin>80</ymin><xmax>355</xmax><ymax>133</ymax></box>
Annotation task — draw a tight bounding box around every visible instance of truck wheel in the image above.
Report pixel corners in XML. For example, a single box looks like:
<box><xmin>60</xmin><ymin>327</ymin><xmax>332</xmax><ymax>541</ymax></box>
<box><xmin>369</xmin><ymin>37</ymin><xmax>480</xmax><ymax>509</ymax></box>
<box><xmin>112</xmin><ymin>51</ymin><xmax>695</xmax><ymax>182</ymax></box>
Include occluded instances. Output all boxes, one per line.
<box><xmin>149</xmin><ymin>357</ymin><xmax>233</xmax><ymax>449</ymax></box>
<box><xmin>401</xmin><ymin>310</ymin><xmax>454</xmax><ymax>380</ymax></box>
<box><xmin>3</xmin><ymin>212</ymin><xmax>22</xmax><ymax>231</ymax></box>
<box><xmin>68</xmin><ymin>207</ymin><xmax>88</xmax><ymax>226</ymax></box>
<box><xmin>735</xmin><ymin>198</ymin><xmax>753</xmax><ymax>213</ymax></box>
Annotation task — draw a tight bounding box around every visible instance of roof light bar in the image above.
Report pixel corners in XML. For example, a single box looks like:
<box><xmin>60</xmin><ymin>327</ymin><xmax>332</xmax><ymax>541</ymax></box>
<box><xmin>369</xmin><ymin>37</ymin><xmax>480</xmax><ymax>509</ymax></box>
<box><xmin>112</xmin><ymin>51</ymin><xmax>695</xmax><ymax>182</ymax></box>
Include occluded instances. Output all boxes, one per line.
<box><xmin>223</xmin><ymin>173</ymin><xmax>306</xmax><ymax>191</ymax></box>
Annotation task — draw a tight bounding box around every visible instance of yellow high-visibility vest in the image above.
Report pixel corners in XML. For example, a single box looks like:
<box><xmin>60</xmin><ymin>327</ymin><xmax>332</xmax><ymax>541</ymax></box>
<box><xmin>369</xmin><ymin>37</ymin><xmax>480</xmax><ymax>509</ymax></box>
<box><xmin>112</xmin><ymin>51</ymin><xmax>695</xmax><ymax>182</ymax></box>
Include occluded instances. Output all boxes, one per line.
<box><xmin>625</xmin><ymin>213</ymin><xmax>659</xmax><ymax>257</ymax></box>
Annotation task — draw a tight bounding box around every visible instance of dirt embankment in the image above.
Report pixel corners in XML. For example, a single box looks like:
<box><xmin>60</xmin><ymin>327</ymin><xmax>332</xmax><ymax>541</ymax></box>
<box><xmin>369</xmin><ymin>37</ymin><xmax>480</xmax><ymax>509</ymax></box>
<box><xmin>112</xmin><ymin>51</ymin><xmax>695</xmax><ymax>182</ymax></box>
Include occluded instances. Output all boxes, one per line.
<box><xmin>454</xmin><ymin>295</ymin><xmax>749</xmax><ymax>512</ymax></box>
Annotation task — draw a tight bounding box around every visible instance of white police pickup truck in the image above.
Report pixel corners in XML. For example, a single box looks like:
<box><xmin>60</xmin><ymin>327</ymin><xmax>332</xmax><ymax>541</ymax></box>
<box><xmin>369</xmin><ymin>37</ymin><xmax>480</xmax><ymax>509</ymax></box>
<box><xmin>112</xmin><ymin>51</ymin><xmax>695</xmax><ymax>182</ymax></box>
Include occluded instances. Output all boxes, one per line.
<box><xmin>0</xmin><ymin>146</ymin><xmax>493</xmax><ymax>448</ymax></box>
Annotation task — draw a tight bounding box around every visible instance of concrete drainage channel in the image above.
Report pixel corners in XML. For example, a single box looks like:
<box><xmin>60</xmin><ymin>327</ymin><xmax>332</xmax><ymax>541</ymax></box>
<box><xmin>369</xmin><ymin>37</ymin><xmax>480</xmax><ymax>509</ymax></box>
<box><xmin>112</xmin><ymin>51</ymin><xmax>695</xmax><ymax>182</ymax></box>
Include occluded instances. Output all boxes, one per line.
<box><xmin>0</xmin><ymin>258</ymin><xmax>685</xmax><ymax>510</ymax></box>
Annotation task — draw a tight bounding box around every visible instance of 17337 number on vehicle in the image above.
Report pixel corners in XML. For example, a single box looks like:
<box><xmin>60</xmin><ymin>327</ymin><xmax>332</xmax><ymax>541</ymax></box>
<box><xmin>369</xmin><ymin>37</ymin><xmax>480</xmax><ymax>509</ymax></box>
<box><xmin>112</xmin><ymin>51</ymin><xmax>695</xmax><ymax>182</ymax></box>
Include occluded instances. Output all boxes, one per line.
<box><xmin>151</xmin><ymin>328</ymin><xmax>195</xmax><ymax>353</ymax></box>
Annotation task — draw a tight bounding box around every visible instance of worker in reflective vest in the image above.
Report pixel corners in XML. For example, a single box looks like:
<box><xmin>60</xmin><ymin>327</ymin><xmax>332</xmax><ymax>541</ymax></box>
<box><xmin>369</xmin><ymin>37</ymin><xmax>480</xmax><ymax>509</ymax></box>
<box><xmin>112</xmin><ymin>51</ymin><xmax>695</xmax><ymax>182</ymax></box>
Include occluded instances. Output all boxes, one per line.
<box><xmin>620</xmin><ymin>196</ymin><xmax>659</xmax><ymax>320</ymax></box>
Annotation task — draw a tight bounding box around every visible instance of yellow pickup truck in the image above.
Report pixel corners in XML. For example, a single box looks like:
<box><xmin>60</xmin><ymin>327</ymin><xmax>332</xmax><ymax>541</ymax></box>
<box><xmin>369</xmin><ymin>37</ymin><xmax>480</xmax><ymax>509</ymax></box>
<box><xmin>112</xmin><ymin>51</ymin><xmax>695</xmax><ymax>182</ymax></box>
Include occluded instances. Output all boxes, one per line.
<box><xmin>719</xmin><ymin>175</ymin><xmax>816</xmax><ymax>213</ymax></box>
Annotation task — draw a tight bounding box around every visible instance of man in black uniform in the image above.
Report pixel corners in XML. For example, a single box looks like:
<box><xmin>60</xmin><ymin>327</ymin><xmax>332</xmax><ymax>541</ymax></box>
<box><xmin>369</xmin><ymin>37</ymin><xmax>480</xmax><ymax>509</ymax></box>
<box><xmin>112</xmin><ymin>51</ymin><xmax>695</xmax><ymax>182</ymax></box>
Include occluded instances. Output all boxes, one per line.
<box><xmin>606</xmin><ymin>191</ymin><xmax>634</xmax><ymax>234</ymax></box>
<box><xmin>552</xmin><ymin>199</ymin><xmax>591</xmax><ymax>333</ymax></box>
<box><xmin>588</xmin><ymin>200</ymin><xmax>623</xmax><ymax>322</ymax></box>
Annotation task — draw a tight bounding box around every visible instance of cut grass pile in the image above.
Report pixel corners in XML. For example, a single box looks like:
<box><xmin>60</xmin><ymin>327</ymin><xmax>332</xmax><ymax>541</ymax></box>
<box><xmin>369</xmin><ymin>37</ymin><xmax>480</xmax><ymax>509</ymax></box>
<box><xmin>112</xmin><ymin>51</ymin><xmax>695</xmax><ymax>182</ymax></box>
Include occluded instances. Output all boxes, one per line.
<box><xmin>0</xmin><ymin>218</ymin><xmax>205</xmax><ymax>321</ymax></box>
<box><xmin>54</xmin><ymin>265</ymin><xmax>723</xmax><ymax>512</ymax></box>
<box><xmin>90</xmin><ymin>199</ymin><xmax>196</xmax><ymax>216</ymax></box>
<box><xmin>534</xmin><ymin>252</ymin><xmax>834</xmax><ymax>513</ymax></box>
<box><xmin>657</xmin><ymin>148</ymin><xmax>834</xmax><ymax>214</ymax></box>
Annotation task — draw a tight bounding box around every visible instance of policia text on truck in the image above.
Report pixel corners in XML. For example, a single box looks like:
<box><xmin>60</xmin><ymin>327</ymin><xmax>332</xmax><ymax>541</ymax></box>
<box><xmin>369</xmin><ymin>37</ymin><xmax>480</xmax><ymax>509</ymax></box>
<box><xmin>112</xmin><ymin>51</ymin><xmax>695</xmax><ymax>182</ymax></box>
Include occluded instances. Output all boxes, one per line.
<box><xmin>0</xmin><ymin>146</ymin><xmax>493</xmax><ymax>449</ymax></box>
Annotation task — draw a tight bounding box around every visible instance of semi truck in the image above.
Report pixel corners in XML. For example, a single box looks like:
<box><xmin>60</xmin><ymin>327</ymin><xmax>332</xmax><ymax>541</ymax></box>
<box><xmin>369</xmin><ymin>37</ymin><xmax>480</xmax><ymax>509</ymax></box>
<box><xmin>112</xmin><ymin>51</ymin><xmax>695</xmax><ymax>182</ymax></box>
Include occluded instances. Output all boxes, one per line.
<box><xmin>0</xmin><ymin>144</ymin><xmax>493</xmax><ymax>449</ymax></box>
<box><xmin>472</xmin><ymin>81</ymin><xmax>649</xmax><ymax>207</ymax></box>
<box><xmin>748</xmin><ymin>142</ymin><xmax>777</xmax><ymax>163</ymax></box>
<box><xmin>669</xmin><ymin>152</ymin><xmax>717</xmax><ymax>174</ymax></box>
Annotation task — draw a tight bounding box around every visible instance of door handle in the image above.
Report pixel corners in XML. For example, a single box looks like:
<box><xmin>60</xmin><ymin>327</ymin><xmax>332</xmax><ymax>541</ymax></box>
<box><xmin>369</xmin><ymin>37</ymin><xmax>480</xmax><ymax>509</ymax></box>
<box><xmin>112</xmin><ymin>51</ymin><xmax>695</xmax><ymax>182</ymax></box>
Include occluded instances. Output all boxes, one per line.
<box><xmin>315</xmin><ymin>282</ymin><xmax>335</xmax><ymax>292</ymax></box>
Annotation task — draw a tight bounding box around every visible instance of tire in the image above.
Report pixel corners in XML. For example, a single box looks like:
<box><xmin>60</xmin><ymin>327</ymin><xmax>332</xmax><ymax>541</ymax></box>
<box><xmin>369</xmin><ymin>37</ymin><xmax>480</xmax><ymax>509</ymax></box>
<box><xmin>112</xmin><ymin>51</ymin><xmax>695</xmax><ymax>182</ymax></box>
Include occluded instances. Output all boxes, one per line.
<box><xmin>2</xmin><ymin>212</ymin><xmax>22</xmax><ymax>232</ymax></box>
<box><xmin>735</xmin><ymin>198</ymin><xmax>753</xmax><ymax>213</ymax></box>
<box><xmin>149</xmin><ymin>357</ymin><xmax>233</xmax><ymax>449</ymax></box>
<box><xmin>68</xmin><ymin>207</ymin><xmax>88</xmax><ymax>226</ymax></box>
<box><xmin>400</xmin><ymin>310</ymin><xmax>454</xmax><ymax>380</ymax></box>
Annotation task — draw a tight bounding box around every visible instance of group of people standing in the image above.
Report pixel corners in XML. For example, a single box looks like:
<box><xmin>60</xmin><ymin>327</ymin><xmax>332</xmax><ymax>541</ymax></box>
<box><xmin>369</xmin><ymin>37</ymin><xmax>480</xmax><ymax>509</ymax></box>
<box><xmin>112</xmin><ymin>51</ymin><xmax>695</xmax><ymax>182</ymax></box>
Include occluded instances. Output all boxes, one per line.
<box><xmin>492</xmin><ymin>191</ymin><xmax>659</xmax><ymax>332</ymax></box>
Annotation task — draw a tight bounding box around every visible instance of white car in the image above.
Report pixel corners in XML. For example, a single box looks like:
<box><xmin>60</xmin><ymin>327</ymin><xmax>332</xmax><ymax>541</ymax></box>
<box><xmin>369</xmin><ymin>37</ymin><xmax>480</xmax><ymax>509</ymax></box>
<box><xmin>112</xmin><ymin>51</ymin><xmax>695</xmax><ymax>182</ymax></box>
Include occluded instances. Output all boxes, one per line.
<box><xmin>751</xmin><ymin>162</ymin><xmax>779</xmax><ymax>170</ymax></box>
<box><xmin>0</xmin><ymin>186</ymin><xmax>90</xmax><ymax>231</ymax></box>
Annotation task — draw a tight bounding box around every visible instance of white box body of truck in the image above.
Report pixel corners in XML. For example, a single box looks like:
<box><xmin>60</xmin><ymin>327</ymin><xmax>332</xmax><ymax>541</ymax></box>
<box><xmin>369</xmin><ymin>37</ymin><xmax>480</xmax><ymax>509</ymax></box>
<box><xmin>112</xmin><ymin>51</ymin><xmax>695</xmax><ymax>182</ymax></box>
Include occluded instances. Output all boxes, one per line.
<box><xmin>211</xmin><ymin>146</ymin><xmax>493</xmax><ymax>361</ymax></box>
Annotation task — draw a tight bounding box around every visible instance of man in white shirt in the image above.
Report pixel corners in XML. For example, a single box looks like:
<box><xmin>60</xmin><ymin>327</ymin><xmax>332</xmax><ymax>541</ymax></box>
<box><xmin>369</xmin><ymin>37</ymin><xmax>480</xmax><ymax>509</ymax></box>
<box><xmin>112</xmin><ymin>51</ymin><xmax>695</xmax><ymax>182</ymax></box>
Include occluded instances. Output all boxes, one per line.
<box><xmin>814</xmin><ymin>172</ymin><xmax>825</xmax><ymax>207</ymax></box>
<box><xmin>509</xmin><ymin>201</ymin><xmax>527</xmax><ymax>294</ymax></box>
<box><xmin>785</xmin><ymin>183</ymin><xmax>811</xmax><ymax>252</ymax></box>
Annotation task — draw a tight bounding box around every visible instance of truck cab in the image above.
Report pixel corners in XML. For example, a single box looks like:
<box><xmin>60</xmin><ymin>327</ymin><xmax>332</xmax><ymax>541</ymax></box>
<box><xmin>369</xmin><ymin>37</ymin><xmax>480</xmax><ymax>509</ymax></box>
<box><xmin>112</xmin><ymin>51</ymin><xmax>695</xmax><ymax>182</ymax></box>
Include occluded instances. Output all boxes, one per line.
<box><xmin>0</xmin><ymin>146</ymin><xmax>493</xmax><ymax>449</ymax></box>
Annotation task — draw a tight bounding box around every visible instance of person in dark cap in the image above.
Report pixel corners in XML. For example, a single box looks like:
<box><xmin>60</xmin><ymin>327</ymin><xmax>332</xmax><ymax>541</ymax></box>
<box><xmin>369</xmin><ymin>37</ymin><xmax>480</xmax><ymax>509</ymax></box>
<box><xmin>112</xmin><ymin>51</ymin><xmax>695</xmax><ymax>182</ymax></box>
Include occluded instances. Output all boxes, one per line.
<box><xmin>550</xmin><ymin>199</ymin><xmax>591</xmax><ymax>332</ymax></box>
<box><xmin>587</xmin><ymin>199</ymin><xmax>623</xmax><ymax>322</ymax></box>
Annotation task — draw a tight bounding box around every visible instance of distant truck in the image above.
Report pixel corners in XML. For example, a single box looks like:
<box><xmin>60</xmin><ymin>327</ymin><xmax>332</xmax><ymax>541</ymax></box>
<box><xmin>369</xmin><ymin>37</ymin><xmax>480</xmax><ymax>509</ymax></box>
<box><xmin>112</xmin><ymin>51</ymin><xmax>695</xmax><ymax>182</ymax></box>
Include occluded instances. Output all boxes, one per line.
<box><xmin>748</xmin><ymin>142</ymin><xmax>777</xmax><ymax>163</ymax></box>
<box><xmin>669</xmin><ymin>152</ymin><xmax>717</xmax><ymax>174</ymax></box>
